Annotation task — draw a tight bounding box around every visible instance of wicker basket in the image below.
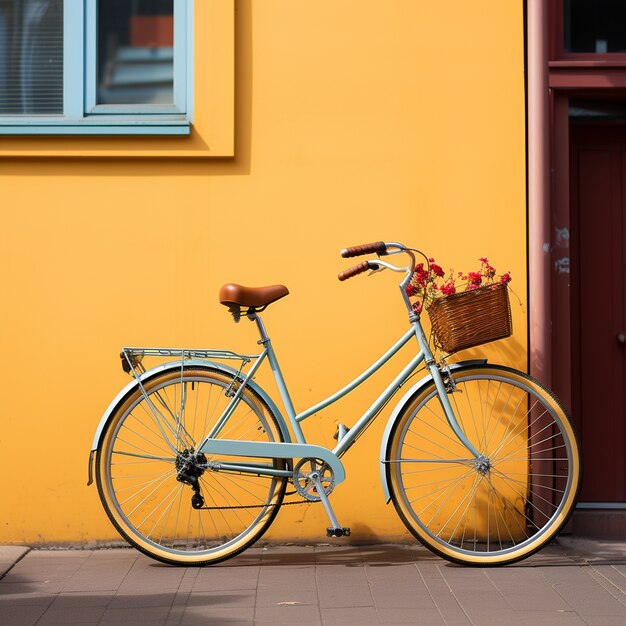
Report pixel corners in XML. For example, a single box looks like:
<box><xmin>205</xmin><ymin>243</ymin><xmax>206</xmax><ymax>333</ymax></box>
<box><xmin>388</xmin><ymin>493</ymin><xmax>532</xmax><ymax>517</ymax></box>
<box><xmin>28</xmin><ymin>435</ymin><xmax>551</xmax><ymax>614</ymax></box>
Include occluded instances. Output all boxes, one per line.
<box><xmin>426</xmin><ymin>282</ymin><xmax>512</xmax><ymax>353</ymax></box>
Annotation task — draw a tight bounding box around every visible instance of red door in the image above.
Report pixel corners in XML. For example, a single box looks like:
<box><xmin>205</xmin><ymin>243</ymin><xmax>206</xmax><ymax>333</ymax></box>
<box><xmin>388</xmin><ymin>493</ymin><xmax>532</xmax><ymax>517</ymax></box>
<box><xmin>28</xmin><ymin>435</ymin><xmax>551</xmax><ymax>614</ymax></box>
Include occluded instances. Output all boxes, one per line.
<box><xmin>571</xmin><ymin>124</ymin><xmax>626</xmax><ymax>503</ymax></box>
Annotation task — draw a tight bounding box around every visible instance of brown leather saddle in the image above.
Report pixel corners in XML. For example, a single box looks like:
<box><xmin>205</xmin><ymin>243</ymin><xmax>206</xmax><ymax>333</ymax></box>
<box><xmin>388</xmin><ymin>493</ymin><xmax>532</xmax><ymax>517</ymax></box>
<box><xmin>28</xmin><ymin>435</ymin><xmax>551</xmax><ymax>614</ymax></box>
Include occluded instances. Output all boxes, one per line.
<box><xmin>219</xmin><ymin>283</ymin><xmax>289</xmax><ymax>319</ymax></box>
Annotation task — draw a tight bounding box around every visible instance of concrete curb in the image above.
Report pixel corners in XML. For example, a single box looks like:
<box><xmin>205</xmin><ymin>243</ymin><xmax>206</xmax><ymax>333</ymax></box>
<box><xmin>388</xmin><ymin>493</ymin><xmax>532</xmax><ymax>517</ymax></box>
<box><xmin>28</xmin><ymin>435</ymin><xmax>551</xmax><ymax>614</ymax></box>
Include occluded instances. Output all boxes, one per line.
<box><xmin>0</xmin><ymin>546</ymin><xmax>30</xmax><ymax>579</ymax></box>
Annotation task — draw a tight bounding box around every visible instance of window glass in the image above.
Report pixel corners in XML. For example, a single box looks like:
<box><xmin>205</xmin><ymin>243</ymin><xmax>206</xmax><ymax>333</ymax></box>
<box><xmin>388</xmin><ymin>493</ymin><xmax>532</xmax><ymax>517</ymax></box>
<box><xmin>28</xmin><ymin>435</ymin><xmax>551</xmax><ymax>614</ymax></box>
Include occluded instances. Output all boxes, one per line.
<box><xmin>0</xmin><ymin>0</ymin><xmax>63</xmax><ymax>114</ymax></box>
<box><xmin>565</xmin><ymin>0</ymin><xmax>626</xmax><ymax>53</ymax></box>
<box><xmin>97</xmin><ymin>0</ymin><xmax>174</xmax><ymax>105</ymax></box>
<box><xmin>570</xmin><ymin>99</ymin><xmax>626</xmax><ymax>120</ymax></box>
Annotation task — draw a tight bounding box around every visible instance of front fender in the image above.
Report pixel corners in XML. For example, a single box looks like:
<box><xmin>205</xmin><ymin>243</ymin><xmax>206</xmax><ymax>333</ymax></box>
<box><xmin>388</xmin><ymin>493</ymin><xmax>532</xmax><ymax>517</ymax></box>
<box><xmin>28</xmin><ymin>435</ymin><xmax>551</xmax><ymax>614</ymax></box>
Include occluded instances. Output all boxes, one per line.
<box><xmin>379</xmin><ymin>359</ymin><xmax>486</xmax><ymax>503</ymax></box>
<box><xmin>88</xmin><ymin>359</ymin><xmax>292</xmax><ymax>484</ymax></box>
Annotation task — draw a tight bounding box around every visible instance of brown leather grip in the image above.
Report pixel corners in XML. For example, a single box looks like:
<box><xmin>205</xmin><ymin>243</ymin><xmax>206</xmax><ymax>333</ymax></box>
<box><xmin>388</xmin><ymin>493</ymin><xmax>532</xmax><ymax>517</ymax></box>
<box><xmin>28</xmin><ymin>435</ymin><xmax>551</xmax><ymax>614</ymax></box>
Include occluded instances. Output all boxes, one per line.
<box><xmin>338</xmin><ymin>261</ymin><xmax>371</xmax><ymax>281</ymax></box>
<box><xmin>340</xmin><ymin>241</ymin><xmax>387</xmax><ymax>258</ymax></box>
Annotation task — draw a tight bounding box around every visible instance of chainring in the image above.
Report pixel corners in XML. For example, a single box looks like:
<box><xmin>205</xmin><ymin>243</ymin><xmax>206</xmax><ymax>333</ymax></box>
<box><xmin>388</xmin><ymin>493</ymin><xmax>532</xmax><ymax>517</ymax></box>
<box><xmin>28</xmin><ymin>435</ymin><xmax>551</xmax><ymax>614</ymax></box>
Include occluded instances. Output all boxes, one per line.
<box><xmin>293</xmin><ymin>458</ymin><xmax>335</xmax><ymax>501</ymax></box>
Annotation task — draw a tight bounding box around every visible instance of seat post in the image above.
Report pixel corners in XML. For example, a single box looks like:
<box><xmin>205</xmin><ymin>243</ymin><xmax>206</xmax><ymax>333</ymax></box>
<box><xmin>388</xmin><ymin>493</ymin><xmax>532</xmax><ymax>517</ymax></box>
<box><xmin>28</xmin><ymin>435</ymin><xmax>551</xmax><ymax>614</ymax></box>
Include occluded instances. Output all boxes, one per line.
<box><xmin>249</xmin><ymin>311</ymin><xmax>271</xmax><ymax>345</ymax></box>
<box><xmin>247</xmin><ymin>312</ymin><xmax>306</xmax><ymax>444</ymax></box>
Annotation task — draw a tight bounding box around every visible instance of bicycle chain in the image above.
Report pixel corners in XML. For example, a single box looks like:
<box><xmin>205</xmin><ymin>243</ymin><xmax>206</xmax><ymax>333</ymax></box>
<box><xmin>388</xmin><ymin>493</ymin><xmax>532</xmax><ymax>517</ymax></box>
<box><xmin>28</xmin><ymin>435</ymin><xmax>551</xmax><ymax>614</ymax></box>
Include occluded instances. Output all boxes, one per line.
<box><xmin>195</xmin><ymin>492</ymin><xmax>310</xmax><ymax>511</ymax></box>
<box><xmin>195</xmin><ymin>460</ymin><xmax>336</xmax><ymax>511</ymax></box>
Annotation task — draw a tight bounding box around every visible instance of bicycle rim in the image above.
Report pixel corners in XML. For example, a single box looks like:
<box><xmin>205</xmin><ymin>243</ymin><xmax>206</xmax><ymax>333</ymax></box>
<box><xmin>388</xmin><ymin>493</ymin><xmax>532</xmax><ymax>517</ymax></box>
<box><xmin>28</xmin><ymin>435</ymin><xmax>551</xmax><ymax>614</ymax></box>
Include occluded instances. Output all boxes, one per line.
<box><xmin>387</xmin><ymin>365</ymin><xmax>581</xmax><ymax>566</ymax></box>
<box><xmin>96</xmin><ymin>367</ymin><xmax>287</xmax><ymax>565</ymax></box>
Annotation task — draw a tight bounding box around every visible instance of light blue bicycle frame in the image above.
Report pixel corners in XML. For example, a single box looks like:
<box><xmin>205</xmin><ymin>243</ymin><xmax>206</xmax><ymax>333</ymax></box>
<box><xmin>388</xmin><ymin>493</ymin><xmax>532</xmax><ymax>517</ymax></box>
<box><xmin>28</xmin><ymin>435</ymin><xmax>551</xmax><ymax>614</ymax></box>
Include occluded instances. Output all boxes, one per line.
<box><xmin>197</xmin><ymin>294</ymin><xmax>482</xmax><ymax>483</ymax></box>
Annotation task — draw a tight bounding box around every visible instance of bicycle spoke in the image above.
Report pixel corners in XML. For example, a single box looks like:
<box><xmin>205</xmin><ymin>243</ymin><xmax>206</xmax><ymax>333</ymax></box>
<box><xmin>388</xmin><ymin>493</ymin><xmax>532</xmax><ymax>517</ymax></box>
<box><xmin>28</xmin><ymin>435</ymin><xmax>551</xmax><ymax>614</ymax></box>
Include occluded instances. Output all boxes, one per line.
<box><xmin>485</xmin><ymin>475</ymin><xmax>523</xmax><ymax>546</ymax></box>
<box><xmin>112</xmin><ymin>450</ymin><xmax>176</xmax><ymax>462</ymax></box>
<box><xmin>407</xmin><ymin>469</ymin><xmax>474</xmax><ymax>504</ymax></box>
<box><xmin>399</xmin><ymin>439</ymin><xmax>471</xmax><ymax>462</ymax></box>
<box><xmin>137</xmin><ymin>385</ymin><xmax>189</xmax><ymax>453</ymax></box>
<box><xmin>490</xmin><ymin>468</ymin><xmax>560</xmax><ymax>519</ymax></box>
<box><xmin>420</xmin><ymin>469</ymin><xmax>476</xmax><ymax>519</ymax></box>
<box><xmin>123</xmin><ymin>414</ymin><xmax>176</xmax><ymax>456</ymax></box>
<box><xmin>410</xmin><ymin>404</ymin><xmax>472</xmax><ymax>452</ymax></box>
<box><xmin>484</xmin><ymin>384</ymin><xmax>524</xmax><ymax>455</ymax></box>
<box><xmin>442</xmin><ymin>473</ymin><xmax>483</xmax><ymax>543</ymax></box>
<box><xmin>144</xmin><ymin>483</ymin><xmax>186</xmax><ymax>541</ymax></box>
<box><xmin>113</xmin><ymin>468</ymin><xmax>176</xmax><ymax>500</ymax></box>
<box><xmin>491</xmin><ymin>466</ymin><xmax>565</xmax><ymax>496</ymax></box>
<box><xmin>483</xmin><ymin>381</ymin><xmax>516</xmax><ymax>455</ymax></box>
<box><xmin>490</xmin><ymin>403</ymin><xmax>549</xmax><ymax>460</ymax></box>
<box><xmin>112</xmin><ymin>473</ymin><xmax>174</xmax><ymax>511</ymax></box>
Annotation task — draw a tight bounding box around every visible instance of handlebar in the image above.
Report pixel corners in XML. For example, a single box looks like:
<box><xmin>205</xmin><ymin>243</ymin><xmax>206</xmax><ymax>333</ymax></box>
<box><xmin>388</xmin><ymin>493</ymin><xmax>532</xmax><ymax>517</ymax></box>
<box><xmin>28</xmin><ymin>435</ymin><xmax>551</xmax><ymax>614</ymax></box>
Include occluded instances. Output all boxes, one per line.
<box><xmin>337</xmin><ymin>241</ymin><xmax>419</xmax><ymax>318</ymax></box>
<box><xmin>337</xmin><ymin>261</ymin><xmax>374</xmax><ymax>281</ymax></box>
<box><xmin>338</xmin><ymin>240</ymin><xmax>416</xmax><ymax>285</ymax></box>
<box><xmin>340</xmin><ymin>241</ymin><xmax>387</xmax><ymax>258</ymax></box>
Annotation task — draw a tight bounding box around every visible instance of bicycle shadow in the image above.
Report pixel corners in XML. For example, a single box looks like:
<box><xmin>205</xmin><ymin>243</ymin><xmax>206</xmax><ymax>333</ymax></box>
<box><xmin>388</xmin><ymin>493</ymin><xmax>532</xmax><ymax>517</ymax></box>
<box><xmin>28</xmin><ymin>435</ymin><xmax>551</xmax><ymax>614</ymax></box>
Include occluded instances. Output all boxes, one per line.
<box><xmin>192</xmin><ymin>539</ymin><xmax>626</xmax><ymax>570</ymax></box>
<box><xmin>206</xmin><ymin>543</ymin><xmax>440</xmax><ymax>568</ymax></box>
<box><xmin>543</xmin><ymin>536</ymin><xmax>626</xmax><ymax>567</ymax></box>
<box><xmin>440</xmin><ymin>537</ymin><xmax>626</xmax><ymax>568</ymax></box>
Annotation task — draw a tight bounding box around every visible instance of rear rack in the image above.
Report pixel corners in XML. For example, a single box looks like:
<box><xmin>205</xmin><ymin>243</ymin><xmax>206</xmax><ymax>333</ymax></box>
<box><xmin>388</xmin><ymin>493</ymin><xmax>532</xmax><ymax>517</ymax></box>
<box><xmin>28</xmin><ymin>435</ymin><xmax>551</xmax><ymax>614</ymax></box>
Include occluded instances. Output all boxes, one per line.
<box><xmin>120</xmin><ymin>347</ymin><xmax>259</xmax><ymax>375</ymax></box>
<box><xmin>123</xmin><ymin>347</ymin><xmax>259</xmax><ymax>361</ymax></box>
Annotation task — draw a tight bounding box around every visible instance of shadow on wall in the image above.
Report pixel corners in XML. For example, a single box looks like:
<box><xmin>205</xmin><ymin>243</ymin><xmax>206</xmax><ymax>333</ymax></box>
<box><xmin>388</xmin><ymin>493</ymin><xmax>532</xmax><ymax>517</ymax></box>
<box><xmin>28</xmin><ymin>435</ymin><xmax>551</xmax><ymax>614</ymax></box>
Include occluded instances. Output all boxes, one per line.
<box><xmin>459</xmin><ymin>336</ymin><xmax>527</xmax><ymax>370</ymax></box>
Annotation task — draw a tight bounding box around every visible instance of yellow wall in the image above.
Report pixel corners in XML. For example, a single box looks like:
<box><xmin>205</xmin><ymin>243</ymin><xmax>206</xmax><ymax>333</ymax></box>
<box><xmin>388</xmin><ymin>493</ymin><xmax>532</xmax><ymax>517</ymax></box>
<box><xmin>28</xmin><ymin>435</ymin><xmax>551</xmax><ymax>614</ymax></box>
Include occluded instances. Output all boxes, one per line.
<box><xmin>0</xmin><ymin>0</ymin><xmax>526</xmax><ymax>544</ymax></box>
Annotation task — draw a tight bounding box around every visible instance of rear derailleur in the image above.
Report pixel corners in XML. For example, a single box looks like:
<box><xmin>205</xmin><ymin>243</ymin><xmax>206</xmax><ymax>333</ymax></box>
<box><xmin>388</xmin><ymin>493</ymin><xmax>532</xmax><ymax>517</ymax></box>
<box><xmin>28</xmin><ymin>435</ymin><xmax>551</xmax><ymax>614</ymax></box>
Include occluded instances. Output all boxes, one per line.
<box><xmin>175</xmin><ymin>449</ymin><xmax>207</xmax><ymax>509</ymax></box>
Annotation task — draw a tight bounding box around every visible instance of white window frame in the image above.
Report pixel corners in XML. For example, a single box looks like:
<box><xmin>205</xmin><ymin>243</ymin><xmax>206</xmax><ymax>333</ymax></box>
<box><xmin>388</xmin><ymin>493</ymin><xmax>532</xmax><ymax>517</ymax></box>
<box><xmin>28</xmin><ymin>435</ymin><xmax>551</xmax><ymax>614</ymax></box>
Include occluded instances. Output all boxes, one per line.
<box><xmin>0</xmin><ymin>0</ymin><xmax>193</xmax><ymax>135</ymax></box>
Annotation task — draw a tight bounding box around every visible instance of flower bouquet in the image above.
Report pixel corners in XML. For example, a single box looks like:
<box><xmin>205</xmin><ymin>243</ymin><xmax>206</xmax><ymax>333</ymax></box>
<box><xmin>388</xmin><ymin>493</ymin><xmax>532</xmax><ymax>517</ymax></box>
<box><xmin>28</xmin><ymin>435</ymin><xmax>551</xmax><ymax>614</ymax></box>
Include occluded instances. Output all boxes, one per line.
<box><xmin>406</xmin><ymin>257</ymin><xmax>513</xmax><ymax>354</ymax></box>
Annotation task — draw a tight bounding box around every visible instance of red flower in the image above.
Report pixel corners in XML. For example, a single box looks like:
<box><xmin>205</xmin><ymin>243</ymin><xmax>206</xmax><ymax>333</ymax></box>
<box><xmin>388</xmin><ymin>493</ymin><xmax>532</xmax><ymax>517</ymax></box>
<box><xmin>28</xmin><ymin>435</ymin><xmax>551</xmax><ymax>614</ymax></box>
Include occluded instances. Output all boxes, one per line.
<box><xmin>413</xmin><ymin>263</ymin><xmax>429</xmax><ymax>288</ymax></box>
<box><xmin>431</xmin><ymin>263</ymin><xmax>445</xmax><ymax>278</ymax></box>
<box><xmin>440</xmin><ymin>282</ymin><xmax>456</xmax><ymax>295</ymax></box>
<box><xmin>479</xmin><ymin>257</ymin><xmax>496</xmax><ymax>279</ymax></box>
<box><xmin>468</xmin><ymin>272</ymin><xmax>482</xmax><ymax>286</ymax></box>
<box><xmin>428</xmin><ymin>258</ymin><xmax>445</xmax><ymax>278</ymax></box>
<box><xmin>405</xmin><ymin>255</ymin><xmax>511</xmax><ymax>309</ymax></box>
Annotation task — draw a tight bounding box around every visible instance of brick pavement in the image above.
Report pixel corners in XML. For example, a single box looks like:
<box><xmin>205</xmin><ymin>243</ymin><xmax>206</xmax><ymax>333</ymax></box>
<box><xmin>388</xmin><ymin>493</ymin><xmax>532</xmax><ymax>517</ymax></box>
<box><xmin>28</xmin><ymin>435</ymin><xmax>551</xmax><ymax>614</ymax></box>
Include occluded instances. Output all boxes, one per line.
<box><xmin>0</xmin><ymin>538</ymin><xmax>625</xmax><ymax>625</ymax></box>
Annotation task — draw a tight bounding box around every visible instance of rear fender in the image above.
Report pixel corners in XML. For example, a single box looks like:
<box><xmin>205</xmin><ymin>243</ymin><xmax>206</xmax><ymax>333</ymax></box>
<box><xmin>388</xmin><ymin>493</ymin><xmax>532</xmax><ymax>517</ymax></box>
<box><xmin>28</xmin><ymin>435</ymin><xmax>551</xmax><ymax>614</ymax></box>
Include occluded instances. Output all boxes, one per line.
<box><xmin>88</xmin><ymin>360</ymin><xmax>291</xmax><ymax>485</ymax></box>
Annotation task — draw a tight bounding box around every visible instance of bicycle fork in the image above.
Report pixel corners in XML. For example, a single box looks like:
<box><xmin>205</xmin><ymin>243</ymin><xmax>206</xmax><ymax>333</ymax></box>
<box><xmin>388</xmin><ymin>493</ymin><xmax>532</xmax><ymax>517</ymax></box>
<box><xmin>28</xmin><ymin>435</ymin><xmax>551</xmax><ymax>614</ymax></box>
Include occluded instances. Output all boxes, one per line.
<box><xmin>411</xmin><ymin>318</ymin><xmax>482</xmax><ymax>459</ymax></box>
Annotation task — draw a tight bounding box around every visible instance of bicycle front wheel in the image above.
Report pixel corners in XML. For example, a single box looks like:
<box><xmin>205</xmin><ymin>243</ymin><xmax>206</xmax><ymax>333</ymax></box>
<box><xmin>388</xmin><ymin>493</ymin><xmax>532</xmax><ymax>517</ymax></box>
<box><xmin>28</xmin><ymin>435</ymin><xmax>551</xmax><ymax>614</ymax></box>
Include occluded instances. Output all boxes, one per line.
<box><xmin>386</xmin><ymin>364</ymin><xmax>581</xmax><ymax>566</ymax></box>
<box><xmin>96</xmin><ymin>366</ymin><xmax>288</xmax><ymax>566</ymax></box>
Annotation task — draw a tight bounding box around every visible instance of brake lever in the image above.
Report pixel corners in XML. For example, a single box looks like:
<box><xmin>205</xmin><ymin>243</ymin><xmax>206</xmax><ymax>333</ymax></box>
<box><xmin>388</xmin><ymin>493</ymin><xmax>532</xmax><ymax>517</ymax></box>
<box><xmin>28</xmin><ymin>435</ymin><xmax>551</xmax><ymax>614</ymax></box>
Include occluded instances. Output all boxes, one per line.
<box><xmin>368</xmin><ymin>263</ymin><xmax>386</xmax><ymax>276</ymax></box>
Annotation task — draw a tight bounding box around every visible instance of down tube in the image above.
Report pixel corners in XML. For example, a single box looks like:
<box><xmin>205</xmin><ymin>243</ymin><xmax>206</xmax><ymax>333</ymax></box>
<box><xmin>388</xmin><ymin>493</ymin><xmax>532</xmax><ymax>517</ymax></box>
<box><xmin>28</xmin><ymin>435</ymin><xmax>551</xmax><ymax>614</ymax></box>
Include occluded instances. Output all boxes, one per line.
<box><xmin>332</xmin><ymin>349</ymin><xmax>425</xmax><ymax>457</ymax></box>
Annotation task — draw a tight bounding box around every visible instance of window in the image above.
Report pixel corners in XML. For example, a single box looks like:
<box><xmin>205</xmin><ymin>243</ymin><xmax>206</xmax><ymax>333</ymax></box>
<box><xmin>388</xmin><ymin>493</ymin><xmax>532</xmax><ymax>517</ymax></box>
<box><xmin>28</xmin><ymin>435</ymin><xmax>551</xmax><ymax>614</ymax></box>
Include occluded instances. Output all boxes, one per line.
<box><xmin>564</xmin><ymin>0</ymin><xmax>626</xmax><ymax>54</ymax></box>
<box><xmin>0</xmin><ymin>0</ymin><xmax>63</xmax><ymax>115</ymax></box>
<box><xmin>0</xmin><ymin>0</ymin><xmax>193</xmax><ymax>134</ymax></box>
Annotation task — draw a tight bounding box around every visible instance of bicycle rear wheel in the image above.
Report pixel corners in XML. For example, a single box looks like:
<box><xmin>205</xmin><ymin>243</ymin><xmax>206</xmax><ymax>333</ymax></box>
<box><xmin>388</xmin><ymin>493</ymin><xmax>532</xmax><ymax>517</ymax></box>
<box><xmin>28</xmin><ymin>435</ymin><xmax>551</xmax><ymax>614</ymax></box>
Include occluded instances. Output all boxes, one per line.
<box><xmin>96</xmin><ymin>366</ymin><xmax>287</xmax><ymax>566</ymax></box>
<box><xmin>386</xmin><ymin>364</ymin><xmax>581</xmax><ymax>566</ymax></box>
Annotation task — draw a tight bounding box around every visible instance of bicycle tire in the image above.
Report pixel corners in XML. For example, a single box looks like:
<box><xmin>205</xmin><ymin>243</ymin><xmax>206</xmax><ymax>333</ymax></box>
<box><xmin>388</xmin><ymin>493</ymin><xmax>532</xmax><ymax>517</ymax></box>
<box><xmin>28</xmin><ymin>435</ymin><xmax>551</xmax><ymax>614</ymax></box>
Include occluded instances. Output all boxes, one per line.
<box><xmin>386</xmin><ymin>364</ymin><xmax>581</xmax><ymax>566</ymax></box>
<box><xmin>96</xmin><ymin>366</ymin><xmax>288</xmax><ymax>566</ymax></box>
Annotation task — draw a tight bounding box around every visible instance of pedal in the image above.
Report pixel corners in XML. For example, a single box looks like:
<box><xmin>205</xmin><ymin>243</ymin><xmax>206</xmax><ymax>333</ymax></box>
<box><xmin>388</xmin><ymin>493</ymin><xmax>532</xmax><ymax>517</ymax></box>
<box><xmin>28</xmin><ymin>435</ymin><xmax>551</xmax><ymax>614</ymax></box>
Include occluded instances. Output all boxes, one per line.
<box><xmin>308</xmin><ymin>471</ymin><xmax>348</xmax><ymax>538</ymax></box>
<box><xmin>326</xmin><ymin>527</ymin><xmax>351</xmax><ymax>538</ymax></box>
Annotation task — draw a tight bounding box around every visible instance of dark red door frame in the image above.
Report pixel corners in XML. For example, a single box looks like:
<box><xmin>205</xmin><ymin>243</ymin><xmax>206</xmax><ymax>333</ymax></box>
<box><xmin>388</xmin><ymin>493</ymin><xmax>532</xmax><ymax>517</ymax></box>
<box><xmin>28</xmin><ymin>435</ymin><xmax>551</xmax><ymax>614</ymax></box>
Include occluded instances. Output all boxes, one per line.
<box><xmin>527</xmin><ymin>0</ymin><xmax>626</xmax><ymax>409</ymax></box>
<box><xmin>528</xmin><ymin>0</ymin><xmax>626</xmax><ymax>519</ymax></box>
<box><xmin>547</xmin><ymin>2</ymin><xmax>626</xmax><ymax>505</ymax></box>
<box><xmin>548</xmin><ymin>93</ymin><xmax>572</xmax><ymax>413</ymax></box>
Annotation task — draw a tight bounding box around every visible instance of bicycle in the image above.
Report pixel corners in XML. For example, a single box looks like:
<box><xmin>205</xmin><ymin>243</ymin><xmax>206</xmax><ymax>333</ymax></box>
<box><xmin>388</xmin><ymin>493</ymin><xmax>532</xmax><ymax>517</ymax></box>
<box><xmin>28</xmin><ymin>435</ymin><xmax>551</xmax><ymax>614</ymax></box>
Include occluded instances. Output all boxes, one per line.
<box><xmin>88</xmin><ymin>241</ymin><xmax>581</xmax><ymax>567</ymax></box>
